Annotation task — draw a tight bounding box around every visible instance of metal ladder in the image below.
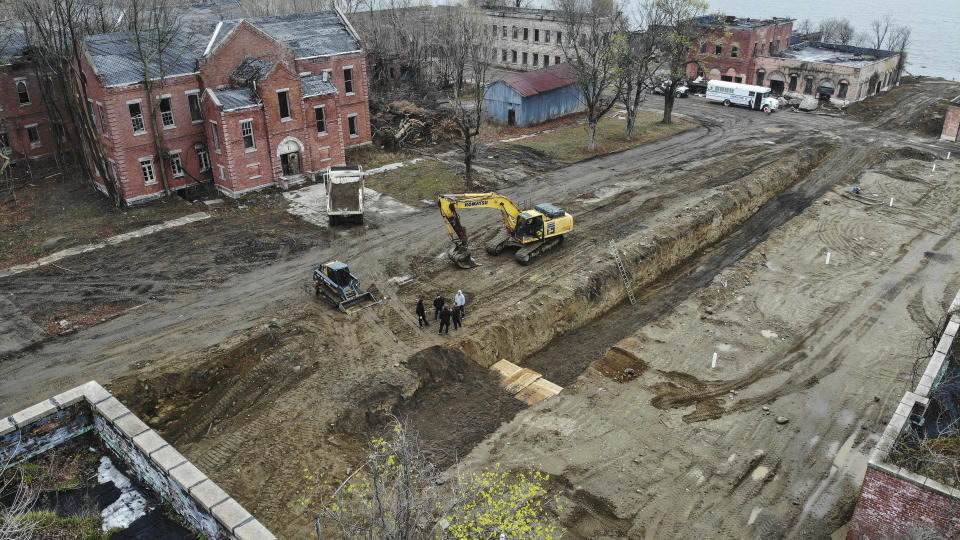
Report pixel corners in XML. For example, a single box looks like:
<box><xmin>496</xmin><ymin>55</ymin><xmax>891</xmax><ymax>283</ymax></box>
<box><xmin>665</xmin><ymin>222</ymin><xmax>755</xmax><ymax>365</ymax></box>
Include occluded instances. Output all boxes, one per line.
<box><xmin>610</xmin><ymin>240</ymin><xmax>636</xmax><ymax>305</ymax></box>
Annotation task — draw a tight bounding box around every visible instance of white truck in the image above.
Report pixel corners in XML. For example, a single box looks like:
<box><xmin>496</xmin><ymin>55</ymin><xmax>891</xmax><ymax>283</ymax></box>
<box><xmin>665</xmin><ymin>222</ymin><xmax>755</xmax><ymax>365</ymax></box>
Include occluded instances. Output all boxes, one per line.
<box><xmin>705</xmin><ymin>80</ymin><xmax>779</xmax><ymax>113</ymax></box>
<box><xmin>324</xmin><ymin>165</ymin><xmax>364</xmax><ymax>225</ymax></box>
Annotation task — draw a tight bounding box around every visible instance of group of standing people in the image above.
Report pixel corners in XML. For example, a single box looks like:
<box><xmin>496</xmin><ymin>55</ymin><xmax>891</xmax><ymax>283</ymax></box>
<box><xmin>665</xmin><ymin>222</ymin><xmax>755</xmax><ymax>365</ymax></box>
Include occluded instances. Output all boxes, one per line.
<box><xmin>415</xmin><ymin>291</ymin><xmax>466</xmax><ymax>335</ymax></box>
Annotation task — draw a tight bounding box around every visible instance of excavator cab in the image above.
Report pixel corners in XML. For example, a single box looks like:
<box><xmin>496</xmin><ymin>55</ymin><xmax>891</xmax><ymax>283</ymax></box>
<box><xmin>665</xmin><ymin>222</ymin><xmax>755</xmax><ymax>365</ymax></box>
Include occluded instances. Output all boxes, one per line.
<box><xmin>516</xmin><ymin>213</ymin><xmax>544</xmax><ymax>242</ymax></box>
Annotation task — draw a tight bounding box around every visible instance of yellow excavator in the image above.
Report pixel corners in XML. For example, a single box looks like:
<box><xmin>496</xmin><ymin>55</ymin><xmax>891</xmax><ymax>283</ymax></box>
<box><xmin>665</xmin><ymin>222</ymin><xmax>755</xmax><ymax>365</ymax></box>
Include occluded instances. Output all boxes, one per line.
<box><xmin>438</xmin><ymin>193</ymin><xmax>574</xmax><ymax>268</ymax></box>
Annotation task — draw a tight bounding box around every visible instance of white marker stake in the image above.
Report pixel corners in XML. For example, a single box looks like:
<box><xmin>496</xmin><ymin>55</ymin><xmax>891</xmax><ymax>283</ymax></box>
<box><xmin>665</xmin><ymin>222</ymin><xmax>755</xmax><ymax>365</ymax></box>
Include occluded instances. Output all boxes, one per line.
<box><xmin>890</xmin><ymin>197</ymin><xmax>894</xmax><ymax>207</ymax></box>
<box><xmin>711</xmin><ymin>352</ymin><xmax>718</xmax><ymax>369</ymax></box>
<box><xmin>948</xmin><ymin>152</ymin><xmax>952</xmax><ymax>160</ymax></box>
<box><xmin>825</xmin><ymin>251</ymin><xmax>832</xmax><ymax>265</ymax></box>
<box><xmin>932</xmin><ymin>163</ymin><xmax>936</xmax><ymax>172</ymax></box>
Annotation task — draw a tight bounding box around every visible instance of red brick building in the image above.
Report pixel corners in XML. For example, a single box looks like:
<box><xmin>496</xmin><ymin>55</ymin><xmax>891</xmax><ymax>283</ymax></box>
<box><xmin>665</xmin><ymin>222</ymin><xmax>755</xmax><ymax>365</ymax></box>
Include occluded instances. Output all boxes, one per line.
<box><xmin>80</xmin><ymin>10</ymin><xmax>371</xmax><ymax>204</ymax></box>
<box><xmin>0</xmin><ymin>31</ymin><xmax>67</xmax><ymax>165</ymax></box>
<box><xmin>941</xmin><ymin>97</ymin><xmax>960</xmax><ymax>143</ymax></box>
<box><xmin>687</xmin><ymin>15</ymin><xmax>794</xmax><ymax>86</ymax></box>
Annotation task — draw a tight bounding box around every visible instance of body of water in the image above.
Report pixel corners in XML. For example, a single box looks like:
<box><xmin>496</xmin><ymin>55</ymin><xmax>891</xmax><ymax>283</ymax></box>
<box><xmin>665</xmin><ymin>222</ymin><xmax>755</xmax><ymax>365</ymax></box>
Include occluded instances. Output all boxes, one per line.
<box><xmin>703</xmin><ymin>0</ymin><xmax>959</xmax><ymax>80</ymax></box>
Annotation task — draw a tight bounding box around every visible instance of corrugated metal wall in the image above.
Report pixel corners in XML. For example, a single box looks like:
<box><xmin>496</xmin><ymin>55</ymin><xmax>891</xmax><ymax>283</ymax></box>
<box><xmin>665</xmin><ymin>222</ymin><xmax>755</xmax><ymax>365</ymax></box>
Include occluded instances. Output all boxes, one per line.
<box><xmin>484</xmin><ymin>81</ymin><xmax>584</xmax><ymax>127</ymax></box>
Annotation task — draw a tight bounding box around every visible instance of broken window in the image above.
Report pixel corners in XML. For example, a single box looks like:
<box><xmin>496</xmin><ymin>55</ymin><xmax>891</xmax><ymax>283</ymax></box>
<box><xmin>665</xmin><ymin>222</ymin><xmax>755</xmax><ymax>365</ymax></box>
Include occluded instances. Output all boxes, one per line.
<box><xmin>512</xmin><ymin>50</ymin><xmax>517</xmax><ymax>63</ymax></box>
<box><xmin>129</xmin><ymin>102</ymin><xmax>145</xmax><ymax>133</ymax></box>
<box><xmin>315</xmin><ymin>106</ymin><xmax>326</xmax><ymax>134</ymax></box>
<box><xmin>16</xmin><ymin>79</ymin><xmax>29</xmax><ymax>105</ymax></box>
<box><xmin>348</xmin><ymin>114</ymin><xmax>358</xmax><ymax>137</ymax></box>
<box><xmin>0</xmin><ymin>132</ymin><xmax>8</xmax><ymax>150</ymax></box>
<box><xmin>557</xmin><ymin>31</ymin><xmax>562</xmax><ymax>44</ymax></box>
<box><xmin>159</xmin><ymin>96</ymin><xmax>175</xmax><ymax>127</ymax></box>
<box><xmin>188</xmin><ymin>93</ymin><xmax>203</xmax><ymax>122</ymax></box>
<box><xmin>140</xmin><ymin>157</ymin><xmax>156</xmax><ymax>185</ymax></box>
<box><xmin>731</xmin><ymin>45</ymin><xmax>739</xmax><ymax>58</ymax></box>
<box><xmin>753</xmin><ymin>42</ymin><xmax>759</xmax><ymax>57</ymax></box>
<box><xmin>522</xmin><ymin>52</ymin><xmax>528</xmax><ymax>65</ymax></box>
<box><xmin>241</xmin><ymin>119</ymin><xmax>255</xmax><ymax>150</ymax></box>
<box><xmin>278</xmin><ymin>90</ymin><xmax>291</xmax><ymax>120</ymax></box>
<box><xmin>714</xmin><ymin>45</ymin><xmax>722</xmax><ymax>55</ymax></box>
<box><xmin>97</xmin><ymin>103</ymin><xmax>109</xmax><ymax>137</ymax></box>
<box><xmin>170</xmin><ymin>152</ymin><xmax>184</xmax><ymax>177</ymax></box>
<box><xmin>533</xmin><ymin>53</ymin><xmax>538</xmax><ymax>66</ymax></box>
<box><xmin>768</xmin><ymin>41</ymin><xmax>774</xmax><ymax>55</ymax></box>
<box><xmin>699</xmin><ymin>42</ymin><xmax>707</xmax><ymax>54</ymax></box>
<box><xmin>502</xmin><ymin>49</ymin><xmax>507</xmax><ymax>62</ymax></box>
<box><xmin>344</xmin><ymin>68</ymin><xmax>354</xmax><ymax>94</ymax></box>
<box><xmin>837</xmin><ymin>81</ymin><xmax>848</xmax><ymax>98</ymax></box>
<box><xmin>789</xmin><ymin>74</ymin><xmax>798</xmax><ymax>91</ymax></box>
<box><xmin>196</xmin><ymin>145</ymin><xmax>210</xmax><ymax>171</ymax></box>
<box><xmin>218</xmin><ymin>164</ymin><xmax>226</xmax><ymax>181</ymax></box>
<box><xmin>512</xmin><ymin>26</ymin><xmax>518</xmax><ymax>39</ymax></box>
<box><xmin>804</xmin><ymin>76</ymin><xmax>814</xmax><ymax>94</ymax></box>
<box><xmin>755</xmin><ymin>70</ymin><xmax>765</xmax><ymax>86</ymax></box>
<box><xmin>87</xmin><ymin>100</ymin><xmax>98</xmax><ymax>133</ymax></box>
<box><xmin>555</xmin><ymin>55</ymin><xmax>561</xmax><ymax>65</ymax></box>
<box><xmin>502</xmin><ymin>25</ymin><xmax>507</xmax><ymax>38</ymax></box>
<box><xmin>26</xmin><ymin>125</ymin><xmax>40</xmax><ymax>148</ymax></box>
<box><xmin>543</xmin><ymin>56</ymin><xmax>549</xmax><ymax>67</ymax></box>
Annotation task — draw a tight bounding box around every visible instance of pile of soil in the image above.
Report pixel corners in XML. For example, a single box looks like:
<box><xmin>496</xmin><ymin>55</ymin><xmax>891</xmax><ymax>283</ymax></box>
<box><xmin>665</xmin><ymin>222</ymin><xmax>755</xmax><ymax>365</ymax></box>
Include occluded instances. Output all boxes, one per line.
<box><xmin>398</xmin><ymin>346</ymin><xmax>526</xmax><ymax>466</ymax></box>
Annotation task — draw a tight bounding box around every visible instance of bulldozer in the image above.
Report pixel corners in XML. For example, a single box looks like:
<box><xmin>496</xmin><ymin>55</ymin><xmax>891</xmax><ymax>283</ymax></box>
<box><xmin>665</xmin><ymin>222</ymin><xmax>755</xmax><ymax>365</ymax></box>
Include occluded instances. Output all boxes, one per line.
<box><xmin>312</xmin><ymin>261</ymin><xmax>380</xmax><ymax>313</ymax></box>
<box><xmin>438</xmin><ymin>192</ymin><xmax>574</xmax><ymax>268</ymax></box>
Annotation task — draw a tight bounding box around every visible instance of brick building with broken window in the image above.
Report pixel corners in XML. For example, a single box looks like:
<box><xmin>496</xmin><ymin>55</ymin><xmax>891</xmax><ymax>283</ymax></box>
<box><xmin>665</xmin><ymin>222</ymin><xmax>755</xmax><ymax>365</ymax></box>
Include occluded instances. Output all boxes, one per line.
<box><xmin>79</xmin><ymin>9</ymin><xmax>371</xmax><ymax>204</ymax></box>
<box><xmin>687</xmin><ymin>15</ymin><xmax>795</xmax><ymax>85</ymax></box>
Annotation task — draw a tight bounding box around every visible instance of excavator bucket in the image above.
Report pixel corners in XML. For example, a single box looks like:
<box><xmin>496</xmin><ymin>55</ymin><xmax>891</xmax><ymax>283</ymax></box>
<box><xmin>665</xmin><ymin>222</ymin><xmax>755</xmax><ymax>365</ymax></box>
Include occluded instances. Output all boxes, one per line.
<box><xmin>447</xmin><ymin>244</ymin><xmax>478</xmax><ymax>269</ymax></box>
<box><xmin>338</xmin><ymin>291</ymin><xmax>380</xmax><ymax>313</ymax></box>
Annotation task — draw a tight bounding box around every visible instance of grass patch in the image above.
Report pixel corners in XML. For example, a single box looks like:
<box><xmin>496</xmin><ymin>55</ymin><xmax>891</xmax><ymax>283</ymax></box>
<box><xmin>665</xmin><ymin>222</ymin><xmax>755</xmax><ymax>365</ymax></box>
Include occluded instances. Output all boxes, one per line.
<box><xmin>22</xmin><ymin>511</ymin><xmax>103</xmax><ymax>539</ymax></box>
<box><xmin>364</xmin><ymin>160</ymin><xmax>466</xmax><ymax>205</ymax></box>
<box><xmin>0</xmin><ymin>173</ymin><xmax>195</xmax><ymax>268</ymax></box>
<box><xmin>506</xmin><ymin>111</ymin><xmax>694</xmax><ymax>165</ymax></box>
<box><xmin>346</xmin><ymin>145</ymin><xmax>415</xmax><ymax>170</ymax></box>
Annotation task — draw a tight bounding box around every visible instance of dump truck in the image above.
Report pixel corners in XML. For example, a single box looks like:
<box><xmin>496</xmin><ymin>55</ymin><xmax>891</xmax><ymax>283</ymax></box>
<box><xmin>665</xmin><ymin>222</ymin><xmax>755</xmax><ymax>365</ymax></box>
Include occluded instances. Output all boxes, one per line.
<box><xmin>312</xmin><ymin>261</ymin><xmax>380</xmax><ymax>313</ymax></box>
<box><xmin>324</xmin><ymin>165</ymin><xmax>364</xmax><ymax>225</ymax></box>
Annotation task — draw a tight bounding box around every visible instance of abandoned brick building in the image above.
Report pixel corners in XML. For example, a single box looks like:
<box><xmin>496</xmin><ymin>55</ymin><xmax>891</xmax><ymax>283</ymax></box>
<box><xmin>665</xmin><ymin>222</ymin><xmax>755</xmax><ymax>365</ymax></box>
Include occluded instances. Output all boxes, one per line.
<box><xmin>689</xmin><ymin>15</ymin><xmax>903</xmax><ymax>105</ymax></box>
<box><xmin>80</xmin><ymin>9</ymin><xmax>371</xmax><ymax>203</ymax></box>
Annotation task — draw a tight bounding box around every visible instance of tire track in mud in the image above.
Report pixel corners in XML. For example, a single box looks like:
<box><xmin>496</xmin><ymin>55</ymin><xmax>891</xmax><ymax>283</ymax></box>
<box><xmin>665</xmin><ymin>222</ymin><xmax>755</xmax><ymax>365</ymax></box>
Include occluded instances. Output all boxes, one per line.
<box><xmin>524</xmin><ymin>145</ymin><xmax>876</xmax><ymax>389</ymax></box>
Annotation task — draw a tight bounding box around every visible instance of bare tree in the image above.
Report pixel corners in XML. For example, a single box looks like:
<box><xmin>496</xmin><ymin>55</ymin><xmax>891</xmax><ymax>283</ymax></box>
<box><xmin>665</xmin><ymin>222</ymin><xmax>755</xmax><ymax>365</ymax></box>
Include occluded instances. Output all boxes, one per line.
<box><xmin>653</xmin><ymin>0</ymin><xmax>709</xmax><ymax>125</ymax></box>
<box><xmin>17</xmin><ymin>0</ymin><xmax>124</xmax><ymax>205</ymax></box>
<box><xmin>0</xmin><ymin>440</ymin><xmax>40</xmax><ymax>539</ymax></box>
<box><xmin>819</xmin><ymin>17</ymin><xmax>856</xmax><ymax>45</ymax></box>
<box><xmin>616</xmin><ymin>0</ymin><xmax>662</xmax><ymax>139</ymax></box>
<box><xmin>555</xmin><ymin>0</ymin><xmax>624</xmax><ymax>151</ymax></box>
<box><xmin>353</xmin><ymin>0</ymin><xmax>436</xmax><ymax>91</ymax></box>
<box><xmin>124</xmin><ymin>0</ymin><xmax>193</xmax><ymax>196</ymax></box>
<box><xmin>436</xmin><ymin>5</ymin><xmax>490</xmax><ymax>187</ymax></box>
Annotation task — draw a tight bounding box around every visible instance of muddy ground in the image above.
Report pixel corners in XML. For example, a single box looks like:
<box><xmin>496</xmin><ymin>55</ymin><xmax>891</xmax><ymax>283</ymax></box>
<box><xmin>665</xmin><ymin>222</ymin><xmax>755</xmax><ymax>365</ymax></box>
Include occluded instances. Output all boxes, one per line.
<box><xmin>1</xmin><ymin>81</ymin><xmax>959</xmax><ymax>538</ymax></box>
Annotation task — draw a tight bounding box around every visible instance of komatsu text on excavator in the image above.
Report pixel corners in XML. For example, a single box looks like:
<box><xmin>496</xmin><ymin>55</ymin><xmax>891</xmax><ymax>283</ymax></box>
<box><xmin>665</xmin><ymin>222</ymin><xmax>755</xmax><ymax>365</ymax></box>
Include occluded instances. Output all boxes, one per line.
<box><xmin>437</xmin><ymin>193</ymin><xmax>574</xmax><ymax>268</ymax></box>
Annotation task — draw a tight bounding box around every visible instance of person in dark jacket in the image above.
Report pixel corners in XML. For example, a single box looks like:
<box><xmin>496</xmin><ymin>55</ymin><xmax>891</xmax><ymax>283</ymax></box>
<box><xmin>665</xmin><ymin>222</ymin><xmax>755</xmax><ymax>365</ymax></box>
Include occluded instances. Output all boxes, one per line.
<box><xmin>416</xmin><ymin>298</ymin><xmax>429</xmax><ymax>328</ymax></box>
<box><xmin>451</xmin><ymin>304</ymin><xmax>461</xmax><ymax>330</ymax></box>
<box><xmin>433</xmin><ymin>295</ymin><xmax>445</xmax><ymax>320</ymax></box>
<box><xmin>438</xmin><ymin>306</ymin><xmax>452</xmax><ymax>335</ymax></box>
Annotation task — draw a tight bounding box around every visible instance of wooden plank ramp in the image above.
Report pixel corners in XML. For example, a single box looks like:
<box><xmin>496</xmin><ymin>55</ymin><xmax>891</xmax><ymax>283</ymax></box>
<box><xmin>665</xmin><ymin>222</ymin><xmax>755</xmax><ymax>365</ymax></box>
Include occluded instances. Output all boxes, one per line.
<box><xmin>490</xmin><ymin>360</ymin><xmax>563</xmax><ymax>405</ymax></box>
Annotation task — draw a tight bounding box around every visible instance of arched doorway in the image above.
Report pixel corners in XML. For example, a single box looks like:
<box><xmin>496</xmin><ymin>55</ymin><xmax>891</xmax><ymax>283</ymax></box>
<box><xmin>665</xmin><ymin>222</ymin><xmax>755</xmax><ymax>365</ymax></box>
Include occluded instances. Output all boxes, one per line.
<box><xmin>722</xmin><ymin>67</ymin><xmax>737</xmax><ymax>82</ymax></box>
<box><xmin>768</xmin><ymin>71</ymin><xmax>786</xmax><ymax>95</ymax></box>
<box><xmin>817</xmin><ymin>79</ymin><xmax>835</xmax><ymax>101</ymax></box>
<box><xmin>277</xmin><ymin>137</ymin><xmax>304</xmax><ymax>176</ymax></box>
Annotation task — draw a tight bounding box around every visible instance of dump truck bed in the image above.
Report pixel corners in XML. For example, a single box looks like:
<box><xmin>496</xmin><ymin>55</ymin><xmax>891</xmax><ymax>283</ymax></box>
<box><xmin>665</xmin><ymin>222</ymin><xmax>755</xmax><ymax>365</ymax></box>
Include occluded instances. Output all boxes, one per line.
<box><xmin>328</xmin><ymin>181</ymin><xmax>362</xmax><ymax>213</ymax></box>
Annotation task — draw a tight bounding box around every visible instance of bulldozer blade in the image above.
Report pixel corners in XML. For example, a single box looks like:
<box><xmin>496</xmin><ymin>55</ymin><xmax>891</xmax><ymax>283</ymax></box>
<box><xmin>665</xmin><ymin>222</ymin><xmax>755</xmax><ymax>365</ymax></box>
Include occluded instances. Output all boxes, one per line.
<box><xmin>339</xmin><ymin>292</ymin><xmax>380</xmax><ymax>313</ymax></box>
<box><xmin>447</xmin><ymin>245</ymin><xmax>479</xmax><ymax>269</ymax></box>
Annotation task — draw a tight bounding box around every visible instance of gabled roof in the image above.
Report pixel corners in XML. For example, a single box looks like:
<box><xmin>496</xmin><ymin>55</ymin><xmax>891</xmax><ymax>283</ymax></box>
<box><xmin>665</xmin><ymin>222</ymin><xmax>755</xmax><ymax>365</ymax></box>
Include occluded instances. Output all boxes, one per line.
<box><xmin>85</xmin><ymin>31</ymin><xmax>205</xmax><ymax>87</ymax></box>
<box><xmin>301</xmin><ymin>75</ymin><xmax>338</xmax><ymax>98</ymax></box>
<box><xmin>497</xmin><ymin>63</ymin><xmax>577</xmax><ymax>98</ymax></box>
<box><xmin>208</xmin><ymin>11</ymin><xmax>360</xmax><ymax>60</ymax></box>
<box><xmin>214</xmin><ymin>87</ymin><xmax>260</xmax><ymax>111</ymax></box>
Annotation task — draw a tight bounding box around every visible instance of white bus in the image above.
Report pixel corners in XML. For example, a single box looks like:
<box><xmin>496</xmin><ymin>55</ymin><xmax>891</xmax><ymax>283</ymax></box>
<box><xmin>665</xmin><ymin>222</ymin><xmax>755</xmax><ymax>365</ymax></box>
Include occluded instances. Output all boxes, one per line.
<box><xmin>705</xmin><ymin>80</ymin><xmax>779</xmax><ymax>113</ymax></box>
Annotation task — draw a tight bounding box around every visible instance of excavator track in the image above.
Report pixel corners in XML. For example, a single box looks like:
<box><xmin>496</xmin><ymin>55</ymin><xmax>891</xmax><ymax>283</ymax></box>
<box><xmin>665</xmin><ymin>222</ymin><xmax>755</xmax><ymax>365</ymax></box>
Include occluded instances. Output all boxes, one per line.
<box><xmin>514</xmin><ymin>235</ymin><xmax>564</xmax><ymax>265</ymax></box>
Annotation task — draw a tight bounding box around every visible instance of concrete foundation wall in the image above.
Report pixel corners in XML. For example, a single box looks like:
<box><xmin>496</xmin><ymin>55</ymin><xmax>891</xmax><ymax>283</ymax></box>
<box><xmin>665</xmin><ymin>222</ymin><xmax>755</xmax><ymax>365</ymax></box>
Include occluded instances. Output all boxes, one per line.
<box><xmin>0</xmin><ymin>381</ymin><xmax>275</xmax><ymax>540</ymax></box>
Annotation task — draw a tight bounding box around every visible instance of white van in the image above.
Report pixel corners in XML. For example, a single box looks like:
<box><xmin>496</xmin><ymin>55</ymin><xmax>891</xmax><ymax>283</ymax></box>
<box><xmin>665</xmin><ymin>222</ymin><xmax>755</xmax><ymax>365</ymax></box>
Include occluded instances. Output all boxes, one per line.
<box><xmin>706</xmin><ymin>80</ymin><xmax>779</xmax><ymax>113</ymax></box>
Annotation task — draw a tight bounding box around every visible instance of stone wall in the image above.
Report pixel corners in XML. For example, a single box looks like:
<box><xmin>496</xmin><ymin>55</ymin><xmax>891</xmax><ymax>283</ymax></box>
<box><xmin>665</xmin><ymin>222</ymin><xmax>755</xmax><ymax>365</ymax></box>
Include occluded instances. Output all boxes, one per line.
<box><xmin>846</xmin><ymin>291</ymin><xmax>960</xmax><ymax>538</ymax></box>
<box><xmin>0</xmin><ymin>381</ymin><xmax>275</xmax><ymax>540</ymax></box>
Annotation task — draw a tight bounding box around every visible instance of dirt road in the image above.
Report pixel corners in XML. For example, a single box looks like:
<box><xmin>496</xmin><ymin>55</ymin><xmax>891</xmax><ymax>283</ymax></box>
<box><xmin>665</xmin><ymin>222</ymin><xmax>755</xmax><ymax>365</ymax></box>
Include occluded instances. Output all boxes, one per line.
<box><xmin>1</xmin><ymin>79</ymin><xmax>957</xmax><ymax>537</ymax></box>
